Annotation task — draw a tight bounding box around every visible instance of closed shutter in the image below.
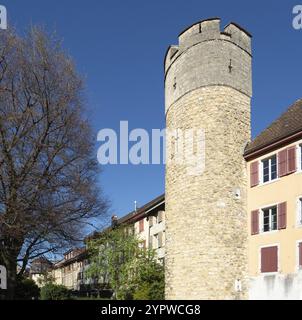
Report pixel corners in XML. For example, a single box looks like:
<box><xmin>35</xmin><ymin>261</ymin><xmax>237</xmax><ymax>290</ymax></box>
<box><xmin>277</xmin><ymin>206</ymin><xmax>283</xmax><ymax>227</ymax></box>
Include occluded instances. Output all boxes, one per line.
<box><xmin>287</xmin><ymin>146</ymin><xmax>297</xmax><ymax>174</ymax></box>
<box><xmin>261</xmin><ymin>246</ymin><xmax>278</xmax><ymax>273</ymax></box>
<box><xmin>278</xmin><ymin>149</ymin><xmax>288</xmax><ymax>177</ymax></box>
<box><xmin>149</xmin><ymin>216</ymin><xmax>153</xmax><ymax>227</ymax></box>
<box><xmin>299</xmin><ymin>243</ymin><xmax>302</xmax><ymax>268</ymax></box>
<box><xmin>158</xmin><ymin>211</ymin><xmax>164</xmax><ymax>223</ymax></box>
<box><xmin>139</xmin><ymin>219</ymin><xmax>144</xmax><ymax>233</ymax></box>
<box><xmin>250</xmin><ymin>162</ymin><xmax>259</xmax><ymax>187</ymax></box>
<box><xmin>278</xmin><ymin>202</ymin><xmax>287</xmax><ymax>230</ymax></box>
<box><xmin>158</xmin><ymin>232</ymin><xmax>163</xmax><ymax>248</ymax></box>
<box><xmin>251</xmin><ymin>210</ymin><xmax>259</xmax><ymax>235</ymax></box>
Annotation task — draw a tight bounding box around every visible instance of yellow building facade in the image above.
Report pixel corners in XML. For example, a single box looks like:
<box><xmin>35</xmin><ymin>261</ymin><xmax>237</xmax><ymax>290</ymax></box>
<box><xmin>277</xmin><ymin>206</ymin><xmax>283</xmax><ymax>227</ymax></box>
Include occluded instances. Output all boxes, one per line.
<box><xmin>245</xmin><ymin>100</ymin><xmax>302</xmax><ymax>299</ymax></box>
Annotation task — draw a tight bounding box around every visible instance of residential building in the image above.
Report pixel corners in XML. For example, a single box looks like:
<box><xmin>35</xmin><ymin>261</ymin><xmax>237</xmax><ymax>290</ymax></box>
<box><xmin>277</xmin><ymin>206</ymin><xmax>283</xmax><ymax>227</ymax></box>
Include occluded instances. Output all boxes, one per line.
<box><xmin>29</xmin><ymin>257</ymin><xmax>53</xmax><ymax>287</ymax></box>
<box><xmin>245</xmin><ymin>99</ymin><xmax>302</xmax><ymax>299</ymax></box>
<box><xmin>52</xmin><ymin>248</ymin><xmax>87</xmax><ymax>292</ymax></box>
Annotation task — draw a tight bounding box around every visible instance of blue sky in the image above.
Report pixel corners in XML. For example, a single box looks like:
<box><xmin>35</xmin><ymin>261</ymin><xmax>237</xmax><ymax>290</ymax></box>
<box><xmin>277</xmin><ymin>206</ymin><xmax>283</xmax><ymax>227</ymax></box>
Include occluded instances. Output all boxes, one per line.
<box><xmin>3</xmin><ymin>0</ymin><xmax>302</xmax><ymax>221</ymax></box>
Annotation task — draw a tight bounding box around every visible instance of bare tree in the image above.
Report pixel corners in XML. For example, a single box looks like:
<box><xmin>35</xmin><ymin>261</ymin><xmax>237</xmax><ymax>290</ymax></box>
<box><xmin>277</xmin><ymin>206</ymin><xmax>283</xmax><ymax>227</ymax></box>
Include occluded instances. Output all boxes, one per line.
<box><xmin>0</xmin><ymin>28</ymin><xmax>108</xmax><ymax>299</ymax></box>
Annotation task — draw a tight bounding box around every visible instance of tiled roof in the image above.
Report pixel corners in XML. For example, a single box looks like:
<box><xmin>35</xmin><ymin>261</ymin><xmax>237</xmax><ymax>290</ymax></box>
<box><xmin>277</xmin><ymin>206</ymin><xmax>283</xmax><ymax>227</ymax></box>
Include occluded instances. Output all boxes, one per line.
<box><xmin>244</xmin><ymin>99</ymin><xmax>302</xmax><ymax>157</ymax></box>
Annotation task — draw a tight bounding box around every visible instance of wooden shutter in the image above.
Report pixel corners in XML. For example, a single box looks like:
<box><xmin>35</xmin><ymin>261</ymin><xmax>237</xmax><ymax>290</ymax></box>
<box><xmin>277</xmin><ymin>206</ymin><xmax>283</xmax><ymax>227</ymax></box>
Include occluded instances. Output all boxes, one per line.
<box><xmin>149</xmin><ymin>216</ymin><xmax>153</xmax><ymax>227</ymax></box>
<box><xmin>158</xmin><ymin>232</ymin><xmax>163</xmax><ymax>248</ymax></box>
<box><xmin>139</xmin><ymin>219</ymin><xmax>144</xmax><ymax>233</ymax></box>
<box><xmin>261</xmin><ymin>246</ymin><xmax>278</xmax><ymax>273</ymax></box>
<box><xmin>278</xmin><ymin>202</ymin><xmax>287</xmax><ymax>230</ymax></box>
<box><xmin>158</xmin><ymin>211</ymin><xmax>164</xmax><ymax>223</ymax></box>
<box><xmin>287</xmin><ymin>146</ymin><xmax>297</xmax><ymax>174</ymax></box>
<box><xmin>251</xmin><ymin>210</ymin><xmax>259</xmax><ymax>235</ymax></box>
<box><xmin>278</xmin><ymin>149</ymin><xmax>288</xmax><ymax>177</ymax></box>
<box><xmin>299</xmin><ymin>243</ymin><xmax>302</xmax><ymax>268</ymax></box>
<box><xmin>250</xmin><ymin>161</ymin><xmax>259</xmax><ymax>187</ymax></box>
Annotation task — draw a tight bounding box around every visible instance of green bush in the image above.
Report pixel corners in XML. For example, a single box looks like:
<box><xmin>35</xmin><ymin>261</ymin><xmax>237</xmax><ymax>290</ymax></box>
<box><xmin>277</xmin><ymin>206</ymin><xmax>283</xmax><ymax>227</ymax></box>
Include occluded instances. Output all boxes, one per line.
<box><xmin>40</xmin><ymin>283</ymin><xmax>71</xmax><ymax>300</ymax></box>
<box><xmin>133</xmin><ymin>283</ymin><xmax>151</xmax><ymax>300</ymax></box>
<box><xmin>15</xmin><ymin>278</ymin><xmax>40</xmax><ymax>300</ymax></box>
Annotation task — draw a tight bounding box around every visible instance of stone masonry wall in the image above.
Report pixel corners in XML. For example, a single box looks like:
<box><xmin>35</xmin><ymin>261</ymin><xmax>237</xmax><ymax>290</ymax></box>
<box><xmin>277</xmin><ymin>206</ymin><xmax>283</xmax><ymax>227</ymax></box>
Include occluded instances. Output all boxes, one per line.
<box><xmin>164</xmin><ymin>19</ymin><xmax>252</xmax><ymax>300</ymax></box>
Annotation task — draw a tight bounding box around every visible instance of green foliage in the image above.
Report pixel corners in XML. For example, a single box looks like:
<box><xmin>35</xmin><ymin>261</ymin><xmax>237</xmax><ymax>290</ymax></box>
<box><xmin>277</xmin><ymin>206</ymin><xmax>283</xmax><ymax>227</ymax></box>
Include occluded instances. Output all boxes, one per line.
<box><xmin>15</xmin><ymin>278</ymin><xmax>40</xmax><ymax>300</ymax></box>
<box><xmin>86</xmin><ymin>226</ymin><xmax>165</xmax><ymax>300</ymax></box>
<box><xmin>40</xmin><ymin>283</ymin><xmax>71</xmax><ymax>300</ymax></box>
<box><xmin>127</xmin><ymin>251</ymin><xmax>165</xmax><ymax>300</ymax></box>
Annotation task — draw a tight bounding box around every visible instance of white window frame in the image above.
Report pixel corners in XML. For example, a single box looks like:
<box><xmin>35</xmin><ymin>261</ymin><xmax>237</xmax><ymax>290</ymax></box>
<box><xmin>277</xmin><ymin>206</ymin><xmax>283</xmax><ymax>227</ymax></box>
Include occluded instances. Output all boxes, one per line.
<box><xmin>260</xmin><ymin>154</ymin><xmax>278</xmax><ymax>184</ymax></box>
<box><xmin>259</xmin><ymin>244</ymin><xmax>280</xmax><ymax>275</ymax></box>
<box><xmin>296</xmin><ymin>240</ymin><xmax>302</xmax><ymax>272</ymax></box>
<box><xmin>260</xmin><ymin>204</ymin><xmax>278</xmax><ymax>234</ymax></box>
<box><xmin>298</xmin><ymin>144</ymin><xmax>302</xmax><ymax>172</ymax></box>
<box><xmin>297</xmin><ymin>196</ymin><xmax>302</xmax><ymax>227</ymax></box>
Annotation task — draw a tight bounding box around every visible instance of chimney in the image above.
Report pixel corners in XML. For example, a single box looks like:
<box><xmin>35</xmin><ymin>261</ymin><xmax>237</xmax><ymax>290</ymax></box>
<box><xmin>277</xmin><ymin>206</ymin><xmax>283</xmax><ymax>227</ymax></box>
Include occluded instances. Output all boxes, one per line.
<box><xmin>111</xmin><ymin>215</ymin><xmax>118</xmax><ymax>228</ymax></box>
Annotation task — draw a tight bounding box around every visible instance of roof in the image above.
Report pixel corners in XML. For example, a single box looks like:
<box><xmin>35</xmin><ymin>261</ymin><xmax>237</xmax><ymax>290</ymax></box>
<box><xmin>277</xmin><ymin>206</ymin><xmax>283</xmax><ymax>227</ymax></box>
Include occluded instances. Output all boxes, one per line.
<box><xmin>120</xmin><ymin>193</ymin><xmax>165</xmax><ymax>224</ymax></box>
<box><xmin>31</xmin><ymin>257</ymin><xmax>52</xmax><ymax>265</ymax></box>
<box><xmin>244</xmin><ymin>99</ymin><xmax>302</xmax><ymax>159</ymax></box>
<box><xmin>53</xmin><ymin>248</ymin><xmax>87</xmax><ymax>268</ymax></box>
<box><xmin>85</xmin><ymin>194</ymin><xmax>165</xmax><ymax>242</ymax></box>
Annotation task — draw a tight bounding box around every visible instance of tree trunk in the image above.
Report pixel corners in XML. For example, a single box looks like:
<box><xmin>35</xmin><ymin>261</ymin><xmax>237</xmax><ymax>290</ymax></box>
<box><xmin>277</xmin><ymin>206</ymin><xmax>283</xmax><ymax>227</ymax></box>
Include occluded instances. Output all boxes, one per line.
<box><xmin>0</xmin><ymin>237</ymin><xmax>22</xmax><ymax>300</ymax></box>
<box><xmin>1</xmin><ymin>252</ymin><xmax>18</xmax><ymax>300</ymax></box>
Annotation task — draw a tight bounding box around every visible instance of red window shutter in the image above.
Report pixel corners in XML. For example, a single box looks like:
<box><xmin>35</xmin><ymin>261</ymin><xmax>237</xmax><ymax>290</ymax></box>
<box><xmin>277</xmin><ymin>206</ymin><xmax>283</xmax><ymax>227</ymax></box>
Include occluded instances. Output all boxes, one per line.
<box><xmin>278</xmin><ymin>149</ymin><xmax>288</xmax><ymax>177</ymax></box>
<box><xmin>251</xmin><ymin>210</ymin><xmax>259</xmax><ymax>235</ymax></box>
<box><xmin>278</xmin><ymin>202</ymin><xmax>287</xmax><ymax>230</ymax></box>
<box><xmin>261</xmin><ymin>246</ymin><xmax>278</xmax><ymax>273</ymax></box>
<box><xmin>139</xmin><ymin>219</ymin><xmax>144</xmax><ymax>232</ymax></box>
<box><xmin>299</xmin><ymin>243</ymin><xmax>302</xmax><ymax>268</ymax></box>
<box><xmin>250</xmin><ymin>161</ymin><xmax>259</xmax><ymax>187</ymax></box>
<box><xmin>287</xmin><ymin>146</ymin><xmax>297</xmax><ymax>174</ymax></box>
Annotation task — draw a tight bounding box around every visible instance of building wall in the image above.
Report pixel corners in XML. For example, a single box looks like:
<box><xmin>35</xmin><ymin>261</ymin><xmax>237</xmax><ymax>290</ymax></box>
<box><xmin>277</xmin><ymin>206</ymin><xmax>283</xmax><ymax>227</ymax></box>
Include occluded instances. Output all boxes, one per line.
<box><xmin>165</xmin><ymin>19</ymin><xmax>252</xmax><ymax>300</ymax></box>
<box><xmin>52</xmin><ymin>268</ymin><xmax>63</xmax><ymax>286</ymax></box>
<box><xmin>247</xmin><ymin>139</ymin><xmax>302</xmax><ymax>299</ymax></box>
<box><xmin>135</xmin><ymin>210</ymin><xmax>166</xmax><ymax>261</ymax></box>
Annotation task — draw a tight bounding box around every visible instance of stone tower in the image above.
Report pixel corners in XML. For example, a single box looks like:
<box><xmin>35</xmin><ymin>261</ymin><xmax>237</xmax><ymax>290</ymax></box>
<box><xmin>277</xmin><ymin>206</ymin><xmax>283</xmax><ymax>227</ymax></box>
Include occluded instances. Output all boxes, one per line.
<box><xmin>164</xmin><ymin>18</ymin><xmax>252</xmax><ymax>299</ymax></box>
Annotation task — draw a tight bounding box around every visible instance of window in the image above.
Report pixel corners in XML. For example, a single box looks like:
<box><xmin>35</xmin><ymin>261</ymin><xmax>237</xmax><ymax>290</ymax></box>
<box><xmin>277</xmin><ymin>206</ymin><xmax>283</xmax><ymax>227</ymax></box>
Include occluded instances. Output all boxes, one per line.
<box><xmin>262</xmin><ymin>206</ymin><xmax>277</xmax><ymax>232</ymax></box>
<box><xmin>298</xmin><ymin>242</ymin><xmax>302</xmax><ymax>270</ymax></box>
<box><xmin>139</xmin><ymin>219</ymin><xmax>144</xmax><ymax>233</ymax></box>
<box><xmin>262</xmin><ymin>155</ymin><xmax>277</xmax><ymax>183</ymax></box>
<box><xmin>299</xmin><ymin>145</ymin><xmax>302</xmax><ymax>171</ymax></box>
<box><xmin>157</xmin><ymin>211</ymin><xmax>164</xmax><ymax>223</ymax></box>
<box><xmin>261</xmin><ymin>246</ymin><xmax>278</xmax><ymax>273</ymax></box>
<box><xmin>298</xmin><ymin>198</ymin><xmax>302</xmax><ymax>226</ymax></box>
<box><xmin>158</xmin><ymin>232</ymin><xmax>163</xmax><ymax>248</ymax></box>
<box><xmin>159</xmin><ymin>258</ymin><xmax>165</xmax><ymax>267</ymax></box>
<box><xmin>154</xmin><ymin>234</ymin><xmax>158</xmax><ymax>248</ymax></box>
<box><xmin>139</xmin><ymin>240</ymin><xmax>146</xmax><ymax>249</ymax></box>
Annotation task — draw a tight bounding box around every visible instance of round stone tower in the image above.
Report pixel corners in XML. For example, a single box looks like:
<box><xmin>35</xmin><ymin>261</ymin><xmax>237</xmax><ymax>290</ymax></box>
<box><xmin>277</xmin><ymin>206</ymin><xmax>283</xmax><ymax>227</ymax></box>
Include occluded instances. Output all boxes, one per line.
<box><xmin>164</xmin><ymin>18</ymin><xmax>252</xmax><ymax>299</ymax></box>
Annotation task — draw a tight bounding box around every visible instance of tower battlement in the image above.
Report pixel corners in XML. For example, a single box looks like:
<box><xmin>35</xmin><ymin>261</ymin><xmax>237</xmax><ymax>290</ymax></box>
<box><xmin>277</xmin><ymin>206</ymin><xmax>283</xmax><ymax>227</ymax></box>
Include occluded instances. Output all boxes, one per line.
<box><xmin>165</xmin><ymin>18</ymin><xmax>252</xmax><ymax>74</ymax></box>
<box><xmin>164</xmin><ymin>18</ymin><xmax>252</xmax><ymax>114</ymax></box>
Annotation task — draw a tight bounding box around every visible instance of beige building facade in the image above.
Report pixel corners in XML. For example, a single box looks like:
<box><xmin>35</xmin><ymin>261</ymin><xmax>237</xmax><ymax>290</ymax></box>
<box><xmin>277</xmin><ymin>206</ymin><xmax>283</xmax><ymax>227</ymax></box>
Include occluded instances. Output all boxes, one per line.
<box><xmin>245</xmin><ymin>100</ymin><xmax>302</xmax><ymax>299</ymax></box>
